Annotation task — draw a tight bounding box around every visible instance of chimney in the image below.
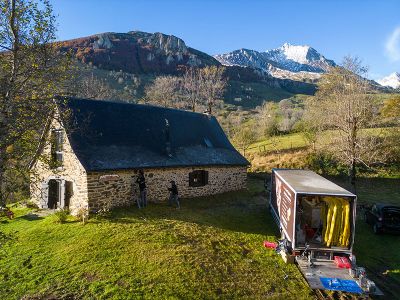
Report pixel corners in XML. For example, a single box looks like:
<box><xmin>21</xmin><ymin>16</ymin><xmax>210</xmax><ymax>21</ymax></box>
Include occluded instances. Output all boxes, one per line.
<box><xmin>165</xmin><ymin>119</ymin><xmax>172</xmax><ymax>157</ymax></box>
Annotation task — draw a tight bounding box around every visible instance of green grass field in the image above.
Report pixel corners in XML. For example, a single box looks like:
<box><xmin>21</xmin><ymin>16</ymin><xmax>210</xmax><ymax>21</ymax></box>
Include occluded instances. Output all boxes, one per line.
<box><xmin>1</xmin><ymin>176</ymin><xmax>399</xmax><ymax>299</ymax></box>
<box><xmin>247</xmin><ymin>127</ymin><xmax>399</xmax><ymax>154</ymax></box>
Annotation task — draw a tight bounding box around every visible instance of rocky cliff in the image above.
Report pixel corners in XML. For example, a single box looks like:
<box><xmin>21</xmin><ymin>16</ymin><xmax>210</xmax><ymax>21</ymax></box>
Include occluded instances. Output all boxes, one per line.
<box><xmin>60</xmin><ymin>31</ymin><xmax>220</xmax><ymax>74</ymax></box>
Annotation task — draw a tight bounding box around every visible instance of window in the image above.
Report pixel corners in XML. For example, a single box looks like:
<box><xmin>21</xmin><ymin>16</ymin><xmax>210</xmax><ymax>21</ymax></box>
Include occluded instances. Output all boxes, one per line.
<box><xmin>189</xmin><ymin>170</ymin><xmax>208</xmax><ymax>187</ymax></box>
<box><xmin>51</xmin><ymin>129</ymin><xmax>64</xmax><ymax>167</ymax></box>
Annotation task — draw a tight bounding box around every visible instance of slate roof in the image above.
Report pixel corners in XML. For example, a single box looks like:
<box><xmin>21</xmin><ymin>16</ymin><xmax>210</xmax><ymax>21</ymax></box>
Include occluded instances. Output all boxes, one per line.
<box><xmin>56</xmin><ymin>97</ymin><xmax>249</xmax><ymax>171</ymax></box>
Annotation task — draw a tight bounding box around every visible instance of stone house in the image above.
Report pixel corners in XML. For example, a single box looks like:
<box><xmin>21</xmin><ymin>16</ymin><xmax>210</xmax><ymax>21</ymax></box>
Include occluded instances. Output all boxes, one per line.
<box><xmin>30</xmin><ymin>97</ymin><xmax>249</xmax><ymax>215</ymax></box>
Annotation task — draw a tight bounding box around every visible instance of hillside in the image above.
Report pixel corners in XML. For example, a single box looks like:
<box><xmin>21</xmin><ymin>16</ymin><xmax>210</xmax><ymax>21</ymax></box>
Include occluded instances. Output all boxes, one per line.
<box><xmin>60</xmin><ymin>31</ymin><xmax>220</xmax><ymax>74</ymax></box>
<box><xmin>59</xmin><ymin>31</ymin><xmax>317</xmax><ymax>106</ymax></box>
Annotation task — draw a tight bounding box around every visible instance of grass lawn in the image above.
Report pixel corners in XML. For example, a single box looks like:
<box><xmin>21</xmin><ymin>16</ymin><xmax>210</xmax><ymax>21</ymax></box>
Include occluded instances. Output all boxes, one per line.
<box><xmin>0</xmin><ymin>177</ymin><xmax>312</xmax><ymax>300</ymax></box>
<box><xmin>1</xmin><ymin>175</ymin><xmax>399</xmax><ymax>299</ymax></box>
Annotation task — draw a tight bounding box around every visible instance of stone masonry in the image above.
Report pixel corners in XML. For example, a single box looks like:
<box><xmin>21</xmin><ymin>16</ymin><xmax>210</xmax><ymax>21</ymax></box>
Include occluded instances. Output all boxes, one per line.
<box><xmin>30</xmin><ymin>117</ymin><xmax>89</xmax><ymax>215</ymax></box>
<box><xmin>87</xmin><ymin>166</ymin><xmax>247</xmax><ymax>211</ymax></box>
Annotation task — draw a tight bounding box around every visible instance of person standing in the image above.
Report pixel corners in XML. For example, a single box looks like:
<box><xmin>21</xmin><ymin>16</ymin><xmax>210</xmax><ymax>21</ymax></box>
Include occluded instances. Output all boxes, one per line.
<box><xmin>136</xmin><ymin>170</ymin><xmax>147</xmax><ymax>208</ymax></box>
<box><xmin>168</xmin><ymin>180</ymin><xmax>180</xmax><ymax>209</ymax></box>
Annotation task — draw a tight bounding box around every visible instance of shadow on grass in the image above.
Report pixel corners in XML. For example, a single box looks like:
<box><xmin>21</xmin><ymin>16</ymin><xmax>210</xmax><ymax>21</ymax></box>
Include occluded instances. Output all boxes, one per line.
<box><xmin>102</xmin><ymin>180</ymin><xmax>279</xmax><ymax>237</ymax></box>
<box><xmin>17</xmin><ymin>213</ymin><xmax>44</xmax><ymax>221</ymax></box>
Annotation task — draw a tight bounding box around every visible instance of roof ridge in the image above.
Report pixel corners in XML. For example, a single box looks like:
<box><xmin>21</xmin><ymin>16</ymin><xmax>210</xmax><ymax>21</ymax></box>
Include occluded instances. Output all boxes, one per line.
<box><xmin>54</xmin><ymin>96</ymin><xmax>213</xmax><ymax>117</ymax></box>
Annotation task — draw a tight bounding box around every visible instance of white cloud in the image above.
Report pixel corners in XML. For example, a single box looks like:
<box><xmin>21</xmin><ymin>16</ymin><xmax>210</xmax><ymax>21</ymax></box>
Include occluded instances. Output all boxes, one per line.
<box><xmin>386</xmin><ymin>26</ymin><xmax>400</xmax><ymax>61</ymax></box>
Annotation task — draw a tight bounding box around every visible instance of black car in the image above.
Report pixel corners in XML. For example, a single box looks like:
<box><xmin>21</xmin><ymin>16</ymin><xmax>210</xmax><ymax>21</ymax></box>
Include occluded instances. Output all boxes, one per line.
<box><xmin>364</xmin><ymin>203</ymin><xmax>400</xmax><ymax>234</ymax></box>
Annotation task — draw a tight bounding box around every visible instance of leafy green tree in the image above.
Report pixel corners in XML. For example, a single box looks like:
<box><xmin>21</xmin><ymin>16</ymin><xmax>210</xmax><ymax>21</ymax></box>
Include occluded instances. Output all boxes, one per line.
<box><xmin>232</xmin><ymin>125</ymin><xmax>256</xmax><ymax>157</ymax></box>
<box><xmin>0</xmin><ymin>0</ymin><xmax>70</xmax><ymax>206</ymax></box>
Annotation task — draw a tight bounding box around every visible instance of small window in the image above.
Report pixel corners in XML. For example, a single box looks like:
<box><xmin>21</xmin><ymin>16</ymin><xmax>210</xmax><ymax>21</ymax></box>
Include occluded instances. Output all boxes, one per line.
<box><xmin>51</xmin><ymin>129</ymin><xmax>64</xmax><ymax>167</ymax></box>
<box><xmin>204</xmin><ymin>138</ymin><xmax>213</xmax><ymax>148</ymax></box>
<box><xmin>189</xmin><ymin>170</ymin><xmax>208</xmax><ymax>187</ymax></box>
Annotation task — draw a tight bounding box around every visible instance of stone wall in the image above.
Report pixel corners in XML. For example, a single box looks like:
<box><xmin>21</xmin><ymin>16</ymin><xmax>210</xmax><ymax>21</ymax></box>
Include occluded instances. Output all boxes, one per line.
<box><xmin>30</xmin><ymin>116</ymin><xmax>88</xmax><ymax>215</ymax></box>
<box><xmin>87</xmin><ymin>166</ymin><xmax>247</xmax><ymax>211</ymax></box>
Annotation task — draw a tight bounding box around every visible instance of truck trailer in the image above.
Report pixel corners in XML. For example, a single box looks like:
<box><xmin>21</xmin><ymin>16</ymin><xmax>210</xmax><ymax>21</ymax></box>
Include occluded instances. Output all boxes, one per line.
<box><xmin>268</xmin><ymin>169</ymin><xmax>381</xmax><ymax>295</ymax></box>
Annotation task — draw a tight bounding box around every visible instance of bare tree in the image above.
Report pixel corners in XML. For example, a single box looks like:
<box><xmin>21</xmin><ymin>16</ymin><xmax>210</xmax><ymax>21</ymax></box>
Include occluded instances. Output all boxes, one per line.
<box><xmin>77</xmin><ymin>73</ymin><xmax>113</xmax><ymax>100</ymax></box>
<box><xmin>182</xmin><ymin>67</ymin><xmax>202</xmax><ymax>112</ymax></box>
<box><xmin>143</xmin><ymin>66</ymin><xmax>227</xmax><ymax>114</ymax></box>
<box><xmin>0</xmin><ymin>0</ymin><xmax>70</xmax><ymax>206</ymax></box>
<box><xmin>199</xmin><ymin>66</ymin><xmax>227</xmax><ymax>114</ymax></box>
<box><xmin>307</xmin><ymin>56</ymin><xmax>384</xmax><ymax>191</ymax></box>
<box><xmin>144</xmin><ymin>75</ymin><xmax>183</xmax><ymax>108</ymax></box>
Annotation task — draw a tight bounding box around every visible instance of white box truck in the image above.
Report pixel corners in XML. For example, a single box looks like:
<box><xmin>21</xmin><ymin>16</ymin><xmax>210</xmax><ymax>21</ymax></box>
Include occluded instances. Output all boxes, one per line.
<box><xmin>268</xmin><ymin>169</ymin><xmax>382</xmax><ymax>295</ymax></box>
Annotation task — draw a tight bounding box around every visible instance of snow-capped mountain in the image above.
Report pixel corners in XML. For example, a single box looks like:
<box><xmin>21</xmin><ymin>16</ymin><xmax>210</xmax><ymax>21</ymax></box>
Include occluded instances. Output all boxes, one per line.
<box><xmin>377</xmin><ymin>72</ymin><xmax>400</xmax><ymax>89</ymax></box>
<box><xmin>214</xmin><ymin>43</ymin><xmax>336</xmax><ymax>81</ymax></box>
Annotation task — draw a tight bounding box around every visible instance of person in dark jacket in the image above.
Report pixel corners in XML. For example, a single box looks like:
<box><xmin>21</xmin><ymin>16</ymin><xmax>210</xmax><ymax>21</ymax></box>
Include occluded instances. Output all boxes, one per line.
<box><xmin>136</xmin><ymin>170</ymin><xmax>147</xmax><ymax>208</ymax></box>
<box><xmin>168</xmin><ymin>180</ymin><xmax>180</xmax><ymax>209</ymax></box>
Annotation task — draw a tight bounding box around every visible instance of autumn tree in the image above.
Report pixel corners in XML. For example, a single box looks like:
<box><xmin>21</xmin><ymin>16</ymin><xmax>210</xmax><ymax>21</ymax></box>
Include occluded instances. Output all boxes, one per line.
<box><xmin>381</xmin><ymin>95</ymin><xmax>400</xmax><ymax>119</ymax></box>
<box><xmin>381</xmin><ymin>95</ymin><xmax>400</xmax><ymax>162</ymax></box>
<box><xmin>232</xmin><ymin>124</ymin><xmax>256</xmax><ymax>157</ymax></box>
<box><xmin>306</xmin><ymin>56</ymin><xmax>383</xmax><ymax>191</ymax></box>
<box><xmin>257</xmin><ymin>101</ymin><xmax>279</xmax><ymax>137</ymax></box>
<box><xmin>0</xmin><ymin>0</ymin><xmax>70</xmax><ymax>206</ymax></box>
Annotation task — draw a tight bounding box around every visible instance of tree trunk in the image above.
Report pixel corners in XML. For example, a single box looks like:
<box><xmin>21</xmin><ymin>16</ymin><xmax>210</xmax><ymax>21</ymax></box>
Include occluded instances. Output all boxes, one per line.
<box><xmin>349</xmin><ymin>159</ymin><xmax>357</xmax><ymax>195</ymax></box>
<box><xmin>0</xmin><ymin>155</ymin><xmax>6</xmax><ymax>207</ymax></box>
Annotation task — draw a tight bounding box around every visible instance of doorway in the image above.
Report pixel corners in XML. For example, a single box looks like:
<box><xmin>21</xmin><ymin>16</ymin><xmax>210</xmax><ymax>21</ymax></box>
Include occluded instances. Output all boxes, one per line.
<box><xmin>64</xmin><ymin>181</ymin><xmax>73</xmax><ymax>208</ymax></box>
<box><xmin>48</xmin><ymin>179</ymin><xmax>61</xmax><ymax>209</ymax></box>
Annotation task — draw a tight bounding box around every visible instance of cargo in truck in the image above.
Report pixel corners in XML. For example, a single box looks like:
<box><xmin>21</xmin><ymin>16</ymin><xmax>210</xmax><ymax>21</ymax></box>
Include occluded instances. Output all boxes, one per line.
<box><xmin>268</xmin><ymin>169</ymin><xmax>382</xmax><ymax>295</ymax></box>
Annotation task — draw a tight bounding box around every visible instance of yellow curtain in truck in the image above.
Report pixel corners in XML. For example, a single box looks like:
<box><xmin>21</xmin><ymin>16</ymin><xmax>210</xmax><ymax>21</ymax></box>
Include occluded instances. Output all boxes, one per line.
<box><xmin>321</xmin><ymin>197</ymin><xmax>351</xmax><ymax>247</ymax></box>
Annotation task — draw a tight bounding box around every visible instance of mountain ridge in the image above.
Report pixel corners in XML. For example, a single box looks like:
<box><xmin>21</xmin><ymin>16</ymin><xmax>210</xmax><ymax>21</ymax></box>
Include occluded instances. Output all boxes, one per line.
<box><xmin>59</xmin><ymin>31</ymin><xmax>220</xmax><ymax>74</ymax></box>
<box><xmin>214</xmin><ymin>43</ymin><xmax>336</xmax><ymax>81</ymax></box>
<box><xmin>377</xmin><ymin>72</ymin><xmax>400</xmax><ymax>89</ymax></box>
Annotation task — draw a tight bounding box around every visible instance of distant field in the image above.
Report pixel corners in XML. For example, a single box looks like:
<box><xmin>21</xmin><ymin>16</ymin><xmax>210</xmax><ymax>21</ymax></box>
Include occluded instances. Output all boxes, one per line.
<box><xmin>247</xmin><ymin>127</ymin><xmax>399</xmax><ymax>154</ymax></box>
<box><xmin>224</xmin><ymin>80</ymin><xmax>295</xmax><ymax>108</ymax></box>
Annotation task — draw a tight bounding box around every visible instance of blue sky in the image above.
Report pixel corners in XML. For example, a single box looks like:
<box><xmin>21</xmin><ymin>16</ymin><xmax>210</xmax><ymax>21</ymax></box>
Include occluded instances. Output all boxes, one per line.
<box><xmin>51</xmin><ymin>0</ymin><xmax>400</xmax><ymax>79</ymax></box>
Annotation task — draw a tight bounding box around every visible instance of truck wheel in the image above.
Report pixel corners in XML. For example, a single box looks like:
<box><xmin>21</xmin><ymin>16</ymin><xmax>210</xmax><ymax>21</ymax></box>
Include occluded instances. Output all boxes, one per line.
<box><xmin>373</xmin><ymin>224</ymin><xmax>381</xmax><ymax>234</ymax></box>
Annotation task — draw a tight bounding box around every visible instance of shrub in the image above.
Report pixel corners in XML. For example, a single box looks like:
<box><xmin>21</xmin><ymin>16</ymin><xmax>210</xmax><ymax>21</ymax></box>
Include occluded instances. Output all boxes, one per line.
<box><xmin>306</xmin><ymin>152</ymin><xmax>347</xmax><ymax>176</ymax></box>
<box><xmin>53</xmin><ymin>209</ymin><xmax>69</xmax><ymax>224</ymax></box>
<box><xmin>24</xmin><ymin>200</ymin><xmax>39</xmax><ymax>209</ymax></box>
<box><xmin>95</xmin><ymin>202</ymin><xmax>113</xmax><ymax>219</ymax></box>
<box><xmin>75</xmin><ymin>207</ymin><xmax>89</xmax><ymax>224</ymax></box>
<box><xmin>0</xmin><ymin>206</ymin><xmax>14</xmax><ymax>220</ymax></box>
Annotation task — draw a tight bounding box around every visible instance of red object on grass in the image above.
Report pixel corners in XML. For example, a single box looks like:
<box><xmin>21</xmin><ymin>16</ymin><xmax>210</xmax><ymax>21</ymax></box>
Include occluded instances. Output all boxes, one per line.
<box><xmin>263</xmin><ymin>241</ymin><xmax>277</xmax><ymax>249</ymax></box>
<box><xmin>334</xmin><ymin>256</ymin><xmax>351</xmax><ymax>269</ymax></box>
